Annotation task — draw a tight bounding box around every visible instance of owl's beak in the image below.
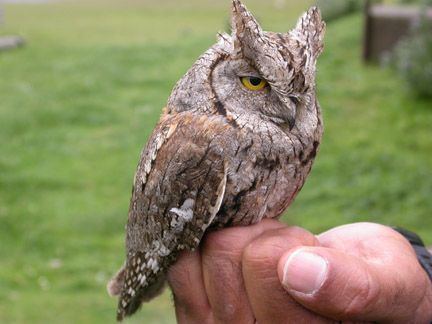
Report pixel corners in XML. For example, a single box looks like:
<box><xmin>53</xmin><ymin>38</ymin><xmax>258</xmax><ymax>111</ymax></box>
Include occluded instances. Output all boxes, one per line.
<box><xmin>280</xmin><ymin>96</ymin><xmax>296</xmax><ymax>131</ymax></box>
<box><xmin>287</xmin><ymin>115</ymin><xmax>295</xmax><ymax>131</ymax></box>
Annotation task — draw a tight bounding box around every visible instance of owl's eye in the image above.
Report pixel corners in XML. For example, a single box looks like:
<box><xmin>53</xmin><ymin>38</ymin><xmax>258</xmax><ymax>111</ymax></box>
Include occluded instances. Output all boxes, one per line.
<box><xmin>240</xmin><ymin>76</ymin><xmax>268</xmax><ymax>91</ymax></box>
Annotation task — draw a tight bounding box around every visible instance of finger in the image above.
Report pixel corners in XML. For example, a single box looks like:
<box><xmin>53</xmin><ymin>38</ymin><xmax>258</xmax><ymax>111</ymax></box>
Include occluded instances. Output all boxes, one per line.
<box><xmin>242</xmin><ymin>226</ymin><xmax>333</xmax><ymax>323</ymax></box>
<box><xmin>167</xmin><ymin>250</ymin><xmax>213</xmax><ymax>324</ymax></box>
<box><xmin>278</xmin><ymin>245</ymin><xmax>430</xmax><ymax>322</ymax></box>
<box><xmin>201</xmin><ymin>219</ymin><xmax>285</xmax><ymax>323</ymax></box>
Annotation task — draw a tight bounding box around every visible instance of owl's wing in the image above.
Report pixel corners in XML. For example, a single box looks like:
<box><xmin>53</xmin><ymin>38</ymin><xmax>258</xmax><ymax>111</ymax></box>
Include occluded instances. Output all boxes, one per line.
<box><xmin>115</xmin><ymin>112</ymin><xmax>230</xmax><ymax>320</ymax></box>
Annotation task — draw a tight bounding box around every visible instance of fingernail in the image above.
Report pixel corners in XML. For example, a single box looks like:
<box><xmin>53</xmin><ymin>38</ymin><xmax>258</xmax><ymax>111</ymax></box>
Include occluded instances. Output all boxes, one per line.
<box><xmin>282</xmin><ymin>250</ymin><xmax>328</xmax><ymax>295</ymax></box>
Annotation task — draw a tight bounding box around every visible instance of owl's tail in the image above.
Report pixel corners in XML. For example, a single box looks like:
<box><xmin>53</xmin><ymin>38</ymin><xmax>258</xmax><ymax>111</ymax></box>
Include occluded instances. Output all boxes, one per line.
<box><xmin>117</xmin><ymin>274</ymin><xmax>166</xmax><ymax>321</ymax></box>
<box><xmin>107</xmin><ymin>259</ymin><xmax>167</xmax><ymax>321</ymax></box>
<box><xmin>107</xmin><ymin>265</ymin><xmax>126</xmax><ymax>297</ymax></box>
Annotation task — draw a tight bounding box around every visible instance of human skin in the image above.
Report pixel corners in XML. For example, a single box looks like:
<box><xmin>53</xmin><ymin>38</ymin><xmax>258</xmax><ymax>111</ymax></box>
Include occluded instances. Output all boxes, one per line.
<box><xmin>167</xmin><ymin>220</ymin><xmax>432</xmax><ymax>323</ymax></box>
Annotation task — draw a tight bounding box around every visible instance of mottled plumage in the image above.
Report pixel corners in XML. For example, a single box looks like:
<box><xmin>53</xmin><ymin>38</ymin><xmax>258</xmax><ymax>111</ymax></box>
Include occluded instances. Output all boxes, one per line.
<box><xmin>108</xmin><ymin>0</ymin><xmax>325</xmax><ymax>320</ymax></box>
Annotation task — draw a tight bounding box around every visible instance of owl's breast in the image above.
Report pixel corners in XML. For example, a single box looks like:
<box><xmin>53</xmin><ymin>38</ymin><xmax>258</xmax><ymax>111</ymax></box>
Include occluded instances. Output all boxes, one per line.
<box><xmin>212</xmin><ymin>121</ymin><xmax>320</xmax><ymax>228</ymax></box>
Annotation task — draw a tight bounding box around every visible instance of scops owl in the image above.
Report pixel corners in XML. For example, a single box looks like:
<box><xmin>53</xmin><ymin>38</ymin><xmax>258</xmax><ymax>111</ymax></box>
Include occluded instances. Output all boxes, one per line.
<box><xmin>108</xmin><ymin>0</ymin><xmax>325</xmax><ymax>320</ymax></box>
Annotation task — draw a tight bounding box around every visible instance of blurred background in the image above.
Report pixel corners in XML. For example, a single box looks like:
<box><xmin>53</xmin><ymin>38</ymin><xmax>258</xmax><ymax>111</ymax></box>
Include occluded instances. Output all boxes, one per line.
<box><xmin>0</xmin><ymin>0</ymin><xmax>431</xmax><ymax>322</ymax></box>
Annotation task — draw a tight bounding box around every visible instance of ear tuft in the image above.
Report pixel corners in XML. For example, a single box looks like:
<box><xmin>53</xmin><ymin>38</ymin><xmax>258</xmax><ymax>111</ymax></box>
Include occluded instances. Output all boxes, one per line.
<box><xmin>231</xmin><ymin>0</ymin><xmax>263</xmax><ymax>56</ymax></box>
<box><xmin>291</xmin><ymin>7</ymin><xmax>326</xmax><ymax>59</ymax></box>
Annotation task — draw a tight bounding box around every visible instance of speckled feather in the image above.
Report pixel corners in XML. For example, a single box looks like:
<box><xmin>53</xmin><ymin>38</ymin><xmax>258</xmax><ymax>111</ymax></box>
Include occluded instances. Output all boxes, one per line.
<box><xmin>108</xmin><ymin>1</ymin><xmax>325</xmax><ymax>320</ymax></box>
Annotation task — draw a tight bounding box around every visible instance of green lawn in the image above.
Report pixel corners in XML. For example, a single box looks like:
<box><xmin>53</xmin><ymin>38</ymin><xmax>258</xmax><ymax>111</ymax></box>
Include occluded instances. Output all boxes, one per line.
<box><xmin>0</xmin><ymin>1</ymin><xmax>431</xmax><ymax>323</ymax></box>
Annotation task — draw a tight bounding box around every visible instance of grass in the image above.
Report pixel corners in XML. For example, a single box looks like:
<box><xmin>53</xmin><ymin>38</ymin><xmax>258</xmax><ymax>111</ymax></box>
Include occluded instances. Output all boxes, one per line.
<box><xmin>0</xmin><ymin>0</ymin><xmax>431</xmax><ymax>323</ymax></box>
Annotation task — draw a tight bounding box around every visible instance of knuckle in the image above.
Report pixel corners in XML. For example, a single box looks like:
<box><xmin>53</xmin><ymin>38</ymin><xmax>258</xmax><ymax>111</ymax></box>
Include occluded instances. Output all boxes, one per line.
<box><xmin>266</xmin><ymin>226</ymin><xmax>317</xmax><ymax>248</ymax></box>
<box><xmin>280</xmin><ymin>225</ymin><xmax>311</xmax><ymax>236</ymax></box>
<box><xmin>242</xmin><ymin>226</ymin><xmax>314</xmax><ymax>268</ymax></box>
<box><xmin>202</xmin><ymin>254</ymin><xmax>241</xmax><ymax>281</ymax></box>
<box><xmin>202</xmin><ymin>231</ymin><xmax>232</xmax><ymax>251</ymax></box>
<box><xmin>275</xmin><ymin>226</ymin><xmax>317</xmax><ymax>245</ymax></box>
<box><xmin>212</xmin><ymin>302</ymin><xmax>241</xmax><ymax>323</ymax></box>
<box><xmin>242</xmin><ymin>236</ymin><xmax>280</xmax><ymax>270</ymax></box>
<box><xmin>202</xmin><ymin>229</ymin><xmax>245</xmax><ymax>257</ymax></box>
<box><xmin>242</xmin><ymin>239</ymin><xmax>279</xmax><ymax>285</ymax></box>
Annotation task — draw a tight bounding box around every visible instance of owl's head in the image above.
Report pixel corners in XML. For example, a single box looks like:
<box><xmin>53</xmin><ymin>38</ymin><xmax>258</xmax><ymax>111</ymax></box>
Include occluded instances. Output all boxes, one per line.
<box><xmin>168</xmin><ymin>0</ymin><xmax>325</xmax><ymax>132</ymax></box>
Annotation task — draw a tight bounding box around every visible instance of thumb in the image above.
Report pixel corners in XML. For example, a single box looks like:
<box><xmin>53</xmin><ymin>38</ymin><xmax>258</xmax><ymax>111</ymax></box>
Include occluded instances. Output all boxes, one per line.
<box><xmin>277</xmin><ymin>246</ymin><xmax>428</xmax><ymax>322</ymax></box>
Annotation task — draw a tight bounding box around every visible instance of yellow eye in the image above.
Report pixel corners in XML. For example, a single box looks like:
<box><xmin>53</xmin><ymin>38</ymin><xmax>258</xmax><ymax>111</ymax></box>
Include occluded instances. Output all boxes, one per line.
<box><xmin>240</xmin><ymin>76</ymin><xmax>268</xmax><ymax>91</ymax></box>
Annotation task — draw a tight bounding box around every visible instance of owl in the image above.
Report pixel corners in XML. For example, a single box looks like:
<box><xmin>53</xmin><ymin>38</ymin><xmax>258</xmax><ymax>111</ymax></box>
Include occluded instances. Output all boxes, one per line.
<box><xmin>108</xmin><ymin>0</ymin><xmax>325</xmax><ymax>320</ymax></box>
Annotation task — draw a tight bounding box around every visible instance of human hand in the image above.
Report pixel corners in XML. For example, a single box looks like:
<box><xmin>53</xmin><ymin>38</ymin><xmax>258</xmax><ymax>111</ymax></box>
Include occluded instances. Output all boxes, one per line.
<box><xmin>167</xmin><ymin>220</ymin><xmax>432</xmax><ymax>323</ymax></box>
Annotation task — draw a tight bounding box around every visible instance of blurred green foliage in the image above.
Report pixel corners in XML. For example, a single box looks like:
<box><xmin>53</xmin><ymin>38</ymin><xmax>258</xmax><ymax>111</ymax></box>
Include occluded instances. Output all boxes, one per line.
<box><xmin>0</xmin><ymin>0</ymin><xmax>431</xmax><ymax>323</ymax></box>
<box><xmin>315</xmin><ymin>0</ymin><xmax>363</xmax><ymax>21</ymax></box>
<box><xmin>391</xmin><ymin>0</ymin><xmax>432</xmax><ymax>97</ymax></box>
<box><xmin>398</xmin><ymin>0</ymin><xmax>432</xmax><ymax>4</ymax></box>
<box><xmin>392</xmin><ymin>21</ymin><xmax>432</xmax><ymax>97</ymax></box>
